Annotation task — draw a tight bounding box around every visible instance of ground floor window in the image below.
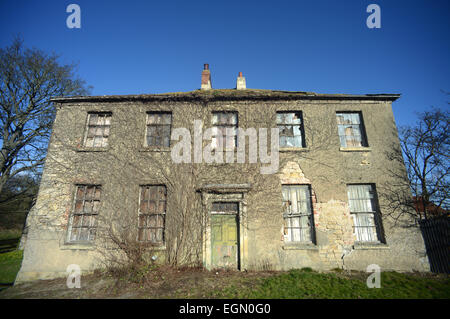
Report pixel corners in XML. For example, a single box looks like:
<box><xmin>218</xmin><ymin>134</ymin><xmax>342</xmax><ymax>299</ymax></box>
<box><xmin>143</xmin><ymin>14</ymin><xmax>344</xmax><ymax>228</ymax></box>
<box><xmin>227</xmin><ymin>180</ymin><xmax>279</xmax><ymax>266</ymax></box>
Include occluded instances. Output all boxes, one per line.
<box><xmin>67</xmin><ymin>185</ymin><xmax>101</xmax><ymax>243</ymax></box>
<box><xmin>138</xmin><ymin>185</ymin><xmax>166</xmax><ymax>244</ymax></box>
<box><xmin>282</xmin><ymin>185</ymin><xmax>315</xmax><ymax>243</ymax></box>
<box><xmin>347</xmin><ymin>184</ymin><xmax>384</xmax><ymax>243</ymax></box>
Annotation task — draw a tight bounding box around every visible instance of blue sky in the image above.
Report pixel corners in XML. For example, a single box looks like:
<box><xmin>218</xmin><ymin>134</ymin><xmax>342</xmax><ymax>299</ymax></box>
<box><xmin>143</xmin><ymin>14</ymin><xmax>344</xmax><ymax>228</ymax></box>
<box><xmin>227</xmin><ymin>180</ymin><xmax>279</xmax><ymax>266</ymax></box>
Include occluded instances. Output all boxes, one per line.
<box><xmin>0</xmin><ymin>0</ymin><xmax>449</xmax><ymax>127</ymax></box>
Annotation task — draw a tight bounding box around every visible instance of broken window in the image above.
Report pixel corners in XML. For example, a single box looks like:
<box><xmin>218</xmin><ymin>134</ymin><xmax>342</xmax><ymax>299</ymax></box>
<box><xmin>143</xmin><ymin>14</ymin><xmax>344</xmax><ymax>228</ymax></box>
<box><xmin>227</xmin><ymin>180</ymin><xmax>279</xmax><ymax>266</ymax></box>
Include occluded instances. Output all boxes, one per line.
<box><xmin>336</xmin><ymin>112</ymin><xmax>368</xmax><ymax>147</ymax></box>
<box><xmin>282</xmin><ymin>185</ymin><xmax>315</xmax><ymax>243</ymax></box>
<box><xmin>84</xmin><ymin>113</ymin><xmax>111</xmax><ymax>147</ymax></box>
<box><xmin>146</xmin><ymin>112</ymin><xmax>172</xmax><ymax>147</ymax></box>
<box><xmin>347</xmin><ymin>184</ymin><xmax>384</xmax><ymax>243</ymax></box>
<box><xmin>277</xmin><ymin>112</ymin><xmax>305</xmax><ymax>148</ymax></box>
<box><xmin>138</xmin><ymin>185</ymin><xmax>166</xmax><ymax>244</ymax></box>
<box><xmin>67</xmin><ymin>185</ymin><xmax>101</xmax><ymax>243</ymax></box>
<box><xmin>211</xmin><ymin>112</ymin><xmax>238</xmax><ymax>149</ymax></box>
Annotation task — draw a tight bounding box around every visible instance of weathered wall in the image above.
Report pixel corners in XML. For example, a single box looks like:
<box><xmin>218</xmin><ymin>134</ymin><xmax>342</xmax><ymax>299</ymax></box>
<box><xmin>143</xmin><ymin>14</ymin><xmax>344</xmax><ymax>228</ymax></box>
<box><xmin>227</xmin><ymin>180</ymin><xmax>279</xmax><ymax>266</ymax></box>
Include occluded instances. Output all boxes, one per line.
<box><xmin>16</xmin><ymin>95</ymin><xmax>429</xmax><ymax>282</ymax></box>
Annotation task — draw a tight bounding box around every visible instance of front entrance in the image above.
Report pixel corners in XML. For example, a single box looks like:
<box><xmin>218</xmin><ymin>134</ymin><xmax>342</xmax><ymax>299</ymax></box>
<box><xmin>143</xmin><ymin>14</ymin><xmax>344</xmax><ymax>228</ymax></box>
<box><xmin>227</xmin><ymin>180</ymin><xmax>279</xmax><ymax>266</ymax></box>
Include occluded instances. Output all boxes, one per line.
<box><xmin>211</xmin><ymin>202</ymin><xmax>239</xmax><ymax>269</ymax></box>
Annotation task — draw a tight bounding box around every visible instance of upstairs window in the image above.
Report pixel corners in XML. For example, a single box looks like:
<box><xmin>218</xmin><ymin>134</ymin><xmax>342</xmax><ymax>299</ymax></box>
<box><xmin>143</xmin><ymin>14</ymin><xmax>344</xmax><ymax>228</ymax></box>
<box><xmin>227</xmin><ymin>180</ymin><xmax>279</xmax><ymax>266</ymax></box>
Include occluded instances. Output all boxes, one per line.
<box><xmin>146</xmin><ymin>112</ymin><xmax>172</xmax><ymax>147</ymax></box>
<box><xmin>336</xmin><ymin>112</ymin><xmax>368</xmax><ymax>147</ymax></box>
<box><xmin>282</xmin><ymin>185</ymin><xmax>315</xmax><ymax>243</ymax></box>
<box><xmin>347</xmin><ymin>184</ymin><xmax>384</xmax><ymax>243</ymax></box>
<box><xmin>67</xmin><ymin>185</ymin><xmax>101</xmax><ymax>243</ymax></box>
<box><xmin>138</xmin><ymin>185</ymin><xmax>167</xmax><ymax>244</ymax></box>
<box><xmin>85</xmin><ymin>113</ymin><xmax>111</xmax><ymax>147</ymax></box>
<box><xmin>212</xmin><ymin>112</ymin><xmax>238</xmax><ymax>149</ymax></box>
<box><xmin>277</xmin><ymin>111</ymin><xmax>305</xmax><ymax>148</ymax></box>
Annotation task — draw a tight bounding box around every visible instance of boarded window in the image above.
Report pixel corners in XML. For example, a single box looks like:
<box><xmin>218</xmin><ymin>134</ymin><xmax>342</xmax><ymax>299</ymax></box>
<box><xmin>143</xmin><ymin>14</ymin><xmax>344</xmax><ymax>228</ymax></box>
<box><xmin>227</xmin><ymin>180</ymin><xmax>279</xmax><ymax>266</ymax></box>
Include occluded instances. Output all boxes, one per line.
<box><xmin>282</xmin><ymin>185</ymin><xmax>315</xmax><ymax>243</ymax></box>
<box><xmin>211</xmin><ymin>112</ymin><xmax>238</xmax><ymax>149</ymax></box>
<box><xmin>85</xmin><ymin>113</ymin><xmax>111</xmax><ymax>147</ymax></box>
<box><xmin>67</xmin><ymin>185</ymin><xmax>101</xmax><ymax>242</ymax></box>
<box><xmin>138</xmin><ymin>185</ymin><xmax>166</xmax><ymax>244</ymax></box>
<box><xmin>347</xmin><ymin>184</ymin><xmax>383</xmax><ymax>243</ymax></box>
<box><xmin>146</xmin><ymin>112</ymin><xmax>172</xmax><ymax>147</ymax></box>
<box><xmin>336</xmin><ymin>112</ymin><xmax>368</xmax><ymax>147</ymax></box>
<box><xmin>277</xmin><ymin>112</ymin><xmax>305</xmax><ymax>147</ymax></box>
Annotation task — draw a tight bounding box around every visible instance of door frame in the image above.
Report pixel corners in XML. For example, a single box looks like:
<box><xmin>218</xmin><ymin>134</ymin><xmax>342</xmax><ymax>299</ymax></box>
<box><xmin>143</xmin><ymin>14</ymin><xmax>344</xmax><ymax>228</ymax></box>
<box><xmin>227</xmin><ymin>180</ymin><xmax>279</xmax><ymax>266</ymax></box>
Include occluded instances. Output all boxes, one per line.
<box><xmin>198</xmin><ymin>184</ymin><xmax>250</xmax><ymax>271</ymax></box>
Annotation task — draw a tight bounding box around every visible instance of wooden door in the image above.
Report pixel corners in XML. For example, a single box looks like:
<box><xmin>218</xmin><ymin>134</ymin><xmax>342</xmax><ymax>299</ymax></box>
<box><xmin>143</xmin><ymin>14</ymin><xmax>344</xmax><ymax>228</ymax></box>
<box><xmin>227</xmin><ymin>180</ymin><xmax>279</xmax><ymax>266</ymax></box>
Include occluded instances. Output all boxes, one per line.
<box><xmin>211</xmin><ymin>214</ymin><xmax>238</xmax><ymax>269</ymax></box>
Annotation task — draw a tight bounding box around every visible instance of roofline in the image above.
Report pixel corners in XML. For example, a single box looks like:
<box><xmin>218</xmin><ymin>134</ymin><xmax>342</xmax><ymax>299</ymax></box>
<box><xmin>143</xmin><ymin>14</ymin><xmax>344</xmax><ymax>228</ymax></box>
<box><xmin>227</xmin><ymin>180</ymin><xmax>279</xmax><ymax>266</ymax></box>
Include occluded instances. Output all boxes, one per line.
<box><xmin>50</xmin><ymin>90</ymin><xmax>401</xmax><ymax>103</ymax></box>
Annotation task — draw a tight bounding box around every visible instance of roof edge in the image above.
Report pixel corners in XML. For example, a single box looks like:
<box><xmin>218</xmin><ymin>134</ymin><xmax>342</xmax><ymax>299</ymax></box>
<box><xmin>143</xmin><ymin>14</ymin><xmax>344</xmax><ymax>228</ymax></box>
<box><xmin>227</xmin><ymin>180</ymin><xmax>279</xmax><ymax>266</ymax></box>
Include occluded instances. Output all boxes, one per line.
<box><xmin>50</xmin><ymin>90</ymin><xmax>401</xmax><ymax>103</ymax></box>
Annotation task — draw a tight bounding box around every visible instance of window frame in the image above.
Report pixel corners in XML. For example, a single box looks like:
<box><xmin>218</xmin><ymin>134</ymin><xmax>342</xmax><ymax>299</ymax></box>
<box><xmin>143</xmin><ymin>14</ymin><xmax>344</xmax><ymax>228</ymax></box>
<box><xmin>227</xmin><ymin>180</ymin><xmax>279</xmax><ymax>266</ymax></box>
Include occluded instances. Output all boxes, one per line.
<box><xmin>281</xmin><ymin>184</ymin><xmax>316</xmax><ymax>244</ymax></box>
<box><xmin>137</xmin><ymin>185</ymin><xmax>167</xmax><ymax>245</ymax></box>
<box><xmin>347</xmin><ymin>184</ymin><xmax>385</xmax><ymax>244</ymax></box>
<box><xmin>336</xmin><ymin>111</ymin><xmax>369</xmax><ymax>148</ymax></box>
<box><xmin>144</xmin><ymin>112</ymin><xmax>172</xmax><ymax>148</ymax></box>
<box><xmin>277</xmin><ymin>111</ymin><xmax>306</xmax><ymax>148</ymax></box>
<box><xmin>211</xmin><ymin>111</ymin><xmax>238</xmax><ymax>150</ymax></box>
<box><xmin>66</xmin><ymin>184</ymin><xmax>102</xmax><ymax>244</ymax></box>
<box><xmin>83</xmin><ymin>112</ymin><xmax>112</xmax><ymax>148</ymax></box>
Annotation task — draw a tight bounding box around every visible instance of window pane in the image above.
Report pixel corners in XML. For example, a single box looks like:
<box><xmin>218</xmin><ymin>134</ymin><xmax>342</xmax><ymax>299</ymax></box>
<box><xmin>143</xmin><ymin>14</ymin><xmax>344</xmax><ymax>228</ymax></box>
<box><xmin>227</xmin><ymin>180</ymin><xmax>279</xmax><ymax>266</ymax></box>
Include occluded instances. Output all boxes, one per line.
<box><xmin>85</xmin><ymin>113</ymin><xmax>111</xmax><ymax>147</ymax></box>
<box><xmin>277</xmin><ymin>112</ymin><xmax>304</xmax><ymax>147</ymax></box>
<box><xmin>146</xmin><ymin>113</ymin><xmax>172</xmax><ymax>147</ymax></box>
<box><xmin>336</xmin><ymin>113</ymin><xmax>366</xmax><ymax>147</ymax></box>
<box><xmin>138</xmin><ymin>185</ymin><xmax>166</xmax><ymax>244</ymax></box>
<box><xmin>282</xmin><ymin>185</ymin><xmax>314</xmax><ymax>242</ymax></box>
<box><xmin>347</xmin><ymin>184</ymin><xmax>381</xmax><ymax>242</ymax></box>
<box><xmin>68</xmin><ymin>185</ymin><xmax>101</xmax><ymax>242</ymax></box>
<box><xmin>211</xmin><ymin>112</ymin><xmax>238</xmax><ymax>147</ymax></box>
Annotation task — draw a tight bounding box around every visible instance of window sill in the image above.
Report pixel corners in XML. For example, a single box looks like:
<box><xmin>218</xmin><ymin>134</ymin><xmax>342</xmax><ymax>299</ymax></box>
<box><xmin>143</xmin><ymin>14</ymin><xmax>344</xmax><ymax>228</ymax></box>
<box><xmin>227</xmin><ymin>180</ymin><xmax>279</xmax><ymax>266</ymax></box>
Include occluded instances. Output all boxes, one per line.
<box><xmin>340</xmin><ymin>147</ymin><xmax>371</xmax><ymax>152</ymax></box>
<box><xmin>139</xmin><ymin>147</ymin><xmax>171</xmax><ymax>152</ymax></box>
<box><xmin>61</xmin><ymin>243</ymin><xmax>96</xmax><ymax>250</ymax></box>
<box><xmin>279</xmin><ymin>147</ymin><xmax>309</xmax><ymax>152</ymax></box>
<box><xmin>282</xmin><ymin>243</ymin><xmax>318</xmax><ymax>250</ymax></box>
<box><xmin>353</xmin><ymin>242</ymin><xmax>389</xmax><ymax>250</ymax></box>
<box><xmin>76</xmin><ymin>147</ymin><xmax>110</xmax><ymax>152</ymax></box>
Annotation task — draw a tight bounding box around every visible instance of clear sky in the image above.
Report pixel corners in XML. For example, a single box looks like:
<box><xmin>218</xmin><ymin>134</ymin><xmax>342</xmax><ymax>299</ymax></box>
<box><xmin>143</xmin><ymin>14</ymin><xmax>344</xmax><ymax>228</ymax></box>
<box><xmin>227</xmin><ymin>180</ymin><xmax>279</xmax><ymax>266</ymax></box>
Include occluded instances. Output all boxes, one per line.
<box><xmin>1</xmin><ymin>0</ymin><xmax>449</xmax><ymax>127</ymax></box>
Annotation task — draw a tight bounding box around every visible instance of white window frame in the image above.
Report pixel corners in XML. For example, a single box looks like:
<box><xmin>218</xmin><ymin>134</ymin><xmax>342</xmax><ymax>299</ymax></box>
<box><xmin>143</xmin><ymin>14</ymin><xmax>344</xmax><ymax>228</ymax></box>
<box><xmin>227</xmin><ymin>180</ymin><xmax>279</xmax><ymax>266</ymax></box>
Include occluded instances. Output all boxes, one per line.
<box><xmin>282</xmin><ymin>185</ymin><xmax>315</xmax><ymax>243</ymax></box>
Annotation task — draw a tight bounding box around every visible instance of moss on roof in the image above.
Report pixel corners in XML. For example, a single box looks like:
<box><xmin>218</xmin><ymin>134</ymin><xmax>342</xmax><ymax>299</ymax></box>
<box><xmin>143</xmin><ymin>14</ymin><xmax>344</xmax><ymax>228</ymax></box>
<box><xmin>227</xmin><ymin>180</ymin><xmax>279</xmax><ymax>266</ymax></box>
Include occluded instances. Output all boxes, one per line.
<box><xmin>50</xmin><ymin>88</ymin><xmax>400</xmax><ymax>103</ymax></box>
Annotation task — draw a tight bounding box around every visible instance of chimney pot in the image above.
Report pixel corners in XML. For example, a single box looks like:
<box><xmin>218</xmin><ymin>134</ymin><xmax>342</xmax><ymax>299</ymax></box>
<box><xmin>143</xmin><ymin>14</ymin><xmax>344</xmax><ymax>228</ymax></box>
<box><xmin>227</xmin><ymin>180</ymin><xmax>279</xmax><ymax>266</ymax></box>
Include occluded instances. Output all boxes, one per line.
<box><xmin>204</xmin><ymin>64</ymin><xmax>209</xmax><ymax>70</ymax></box>
<box><xmin>236</xmin><ymin>71</ymin><xmax>246</xmax><ymax>90</ymax></box>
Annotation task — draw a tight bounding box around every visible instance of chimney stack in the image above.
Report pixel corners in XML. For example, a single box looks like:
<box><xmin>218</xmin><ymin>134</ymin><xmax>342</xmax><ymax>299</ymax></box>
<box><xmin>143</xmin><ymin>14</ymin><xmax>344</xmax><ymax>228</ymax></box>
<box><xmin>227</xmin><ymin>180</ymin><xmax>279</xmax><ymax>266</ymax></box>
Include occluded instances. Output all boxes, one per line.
<box><xmin>201</xmin><ymin>63</ymin><xmax>212</xmax><ymax>90</ymax></box>
<box><xmin>236</xmin><ymin>71</ymin><xmax>246</xmax><ymax>90</ymax></box>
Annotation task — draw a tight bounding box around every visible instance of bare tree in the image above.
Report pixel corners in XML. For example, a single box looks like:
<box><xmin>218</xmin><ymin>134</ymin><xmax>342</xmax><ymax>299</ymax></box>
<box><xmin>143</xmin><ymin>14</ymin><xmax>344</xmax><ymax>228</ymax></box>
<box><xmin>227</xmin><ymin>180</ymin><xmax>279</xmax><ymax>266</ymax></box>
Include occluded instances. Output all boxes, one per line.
<box><xmin>384</xmin><ymin>106</ymin><xmax>449</xmax><ymax>223</ymax></box>
<box><xmin>0</xmin><ymin>37</ymin><xmax>91</xmax><ymax>202</ymax></box>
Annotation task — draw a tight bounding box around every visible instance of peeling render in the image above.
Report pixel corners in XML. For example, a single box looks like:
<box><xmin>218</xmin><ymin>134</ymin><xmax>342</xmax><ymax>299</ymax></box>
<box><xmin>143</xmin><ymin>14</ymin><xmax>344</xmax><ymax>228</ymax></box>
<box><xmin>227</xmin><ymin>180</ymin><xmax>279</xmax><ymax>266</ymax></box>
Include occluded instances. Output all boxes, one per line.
<box><xmin>16</xmin><ymin>90</ymin><xmax>429</xmax><ymax>282</ymax></box>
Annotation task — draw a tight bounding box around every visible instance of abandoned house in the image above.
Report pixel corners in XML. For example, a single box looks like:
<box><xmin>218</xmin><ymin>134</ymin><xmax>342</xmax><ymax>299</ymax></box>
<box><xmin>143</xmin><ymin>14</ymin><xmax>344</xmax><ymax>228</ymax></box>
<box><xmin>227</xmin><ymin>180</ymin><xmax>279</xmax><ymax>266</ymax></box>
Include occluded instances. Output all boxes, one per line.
<box><xmin>16</xmin><ymin>64</ymin><xmax>430</xmax><ymax>282</ymax></box>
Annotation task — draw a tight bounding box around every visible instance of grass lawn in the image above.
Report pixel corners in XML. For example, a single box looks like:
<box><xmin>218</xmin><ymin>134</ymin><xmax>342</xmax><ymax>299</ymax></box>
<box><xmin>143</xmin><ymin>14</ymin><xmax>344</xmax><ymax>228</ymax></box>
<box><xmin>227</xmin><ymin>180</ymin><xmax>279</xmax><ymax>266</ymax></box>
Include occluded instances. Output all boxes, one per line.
<box><xmin>213</xmin><ymin>269</ymin><xmax>450</xmax><ymax>299</ymax></box>
<box><xmin>0</xmin><ymin>250</ymin><xmax>23</xmax><ymax>283</ymax></box>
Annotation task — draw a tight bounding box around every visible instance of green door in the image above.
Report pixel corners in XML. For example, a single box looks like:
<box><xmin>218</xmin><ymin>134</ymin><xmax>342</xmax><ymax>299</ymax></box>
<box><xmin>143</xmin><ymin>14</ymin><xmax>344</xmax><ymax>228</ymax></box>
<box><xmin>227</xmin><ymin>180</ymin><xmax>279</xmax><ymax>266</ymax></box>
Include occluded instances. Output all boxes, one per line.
<box><xmin>211</xmin><ymin>214</ymin><xmax>238</xmax><ymax>269</ymax></box>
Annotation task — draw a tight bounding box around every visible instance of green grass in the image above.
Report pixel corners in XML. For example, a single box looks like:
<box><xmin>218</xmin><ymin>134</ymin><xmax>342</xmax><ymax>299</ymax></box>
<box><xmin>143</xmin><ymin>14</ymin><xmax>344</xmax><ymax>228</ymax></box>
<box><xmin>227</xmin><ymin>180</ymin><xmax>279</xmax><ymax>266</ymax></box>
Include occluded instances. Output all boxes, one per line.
<box><xmin>0</xmin><ymin>250</ymin><xmax>23</xmax><ymax>283</ymax></box>
<box><xmin>214</xmin><ymin>269</ymin><xmax>450</xmax><ymax>299</ymax></box>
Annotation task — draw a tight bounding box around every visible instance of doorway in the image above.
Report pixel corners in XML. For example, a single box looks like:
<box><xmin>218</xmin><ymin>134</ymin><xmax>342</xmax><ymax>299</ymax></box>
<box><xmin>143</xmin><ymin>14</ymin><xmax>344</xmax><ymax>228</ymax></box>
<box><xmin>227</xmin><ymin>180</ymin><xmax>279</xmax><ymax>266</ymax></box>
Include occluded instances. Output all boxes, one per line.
<box><xmin>210</xmin><ymin>202</ymin><xmax>239</xmax><ymax>269</ymax></box>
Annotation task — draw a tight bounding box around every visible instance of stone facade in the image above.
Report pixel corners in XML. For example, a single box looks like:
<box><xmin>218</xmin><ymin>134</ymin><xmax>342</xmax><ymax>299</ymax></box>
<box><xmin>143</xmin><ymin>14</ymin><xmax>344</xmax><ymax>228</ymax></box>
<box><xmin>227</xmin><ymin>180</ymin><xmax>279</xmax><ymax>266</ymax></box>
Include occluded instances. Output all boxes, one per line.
<box><xmin>16</xmin><ymin>88</ymin><xmax>430</xmax><ymax>283</ymax></box>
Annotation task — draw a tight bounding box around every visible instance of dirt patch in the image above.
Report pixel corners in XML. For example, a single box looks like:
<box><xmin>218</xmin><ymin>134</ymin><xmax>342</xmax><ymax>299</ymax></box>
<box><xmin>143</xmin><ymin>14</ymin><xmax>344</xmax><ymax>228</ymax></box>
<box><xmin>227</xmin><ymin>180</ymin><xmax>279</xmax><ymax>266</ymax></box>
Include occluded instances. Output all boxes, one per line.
<box><xmin>0</xmin><ymin>267</ymin><xmax>277</xmax><ymax>299</ymax></box>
